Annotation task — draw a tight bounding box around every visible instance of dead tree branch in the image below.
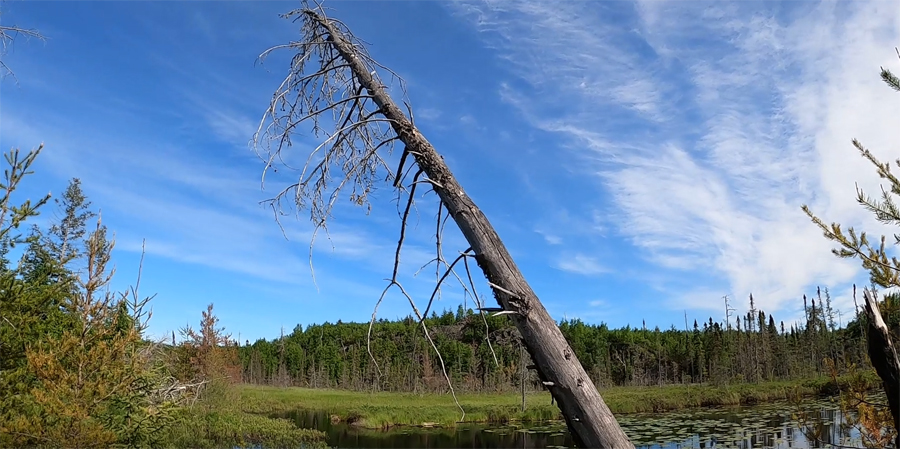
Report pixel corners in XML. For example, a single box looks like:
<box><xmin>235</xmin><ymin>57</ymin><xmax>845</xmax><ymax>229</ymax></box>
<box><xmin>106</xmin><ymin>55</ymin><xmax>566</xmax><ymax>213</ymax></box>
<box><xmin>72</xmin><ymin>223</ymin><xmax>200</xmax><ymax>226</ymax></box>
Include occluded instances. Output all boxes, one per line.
<box><xmin>362</xmin><ymin>167</ymin><xmax>464</xmax><ymax>419</ymax></box>
<box><xmin>0</xmin><ymin>22</ymin><xmax>45</xmax><ymax>82</ymax></box>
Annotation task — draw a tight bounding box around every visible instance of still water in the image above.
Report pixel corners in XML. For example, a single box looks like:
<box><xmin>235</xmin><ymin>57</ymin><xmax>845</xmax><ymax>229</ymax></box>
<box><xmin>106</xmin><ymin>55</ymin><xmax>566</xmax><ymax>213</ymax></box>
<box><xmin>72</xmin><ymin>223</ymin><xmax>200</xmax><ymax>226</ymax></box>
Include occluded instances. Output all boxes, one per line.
<box><xmin>281</xmin><ymin>399</ymin><xmax>867</xmax><ymax>449</ymax></box>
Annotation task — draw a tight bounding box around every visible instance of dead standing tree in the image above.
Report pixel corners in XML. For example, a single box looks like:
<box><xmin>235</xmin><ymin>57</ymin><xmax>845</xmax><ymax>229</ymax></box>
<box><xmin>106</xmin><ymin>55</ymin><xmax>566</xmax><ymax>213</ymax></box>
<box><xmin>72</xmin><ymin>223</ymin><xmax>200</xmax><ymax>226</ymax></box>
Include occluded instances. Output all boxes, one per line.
<box><xmin>862</xmin><ymin>287</ymin><xmax>900</xmax><ymax>447</ymax></box>
<box><xmin>253</xmin><ymin>4</ymin><xmax>632</xmax><ymax>448</ymax></box>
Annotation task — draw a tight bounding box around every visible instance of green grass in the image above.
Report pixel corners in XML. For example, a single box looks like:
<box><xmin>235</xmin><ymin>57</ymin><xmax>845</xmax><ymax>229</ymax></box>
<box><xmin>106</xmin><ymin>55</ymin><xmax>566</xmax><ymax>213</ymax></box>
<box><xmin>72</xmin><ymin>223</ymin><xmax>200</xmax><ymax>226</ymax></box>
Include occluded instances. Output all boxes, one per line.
<box><xmin>157</xmin><ymin>380</ymin><xmax>329</xmax><ymax>448</ymax></box>
<box><xmin>161</xmin><ymin>407</ymin><xmax>329</xmax><ymax>449</ymax></box>
<box><xmin>599</xmin><ymin>379</ymin><xmax>823</xmax><ymax>414</ymax></box>
<box><xmin>241</xmin><ymin>387</ymin><xmax>560</xmax><ymax>429</ymax></box>
<box><xmin>239</xmin><ymin>375</ymin><xmax>872</xmax><ymax>429</ymax></box>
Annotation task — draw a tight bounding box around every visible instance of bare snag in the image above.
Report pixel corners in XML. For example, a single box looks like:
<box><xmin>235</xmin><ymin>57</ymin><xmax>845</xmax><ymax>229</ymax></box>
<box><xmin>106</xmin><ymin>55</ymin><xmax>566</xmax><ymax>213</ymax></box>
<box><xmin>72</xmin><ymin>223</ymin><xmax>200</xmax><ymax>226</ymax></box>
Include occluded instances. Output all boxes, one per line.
<box><xmin>254</xmin><ymin>3</ymin><xmax>632</xmax><ymax>447</ymax></box>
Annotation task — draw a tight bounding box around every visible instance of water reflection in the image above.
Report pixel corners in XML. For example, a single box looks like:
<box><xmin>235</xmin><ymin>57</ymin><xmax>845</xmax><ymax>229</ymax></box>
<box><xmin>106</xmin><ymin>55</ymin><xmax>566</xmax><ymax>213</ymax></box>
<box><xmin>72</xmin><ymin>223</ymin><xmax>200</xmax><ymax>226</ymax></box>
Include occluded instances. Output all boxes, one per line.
<box><xmin>615</xmin><ymin>399</ymin><xmax>860</xmax><ymax>448</ymax></box>
<box><xmin>280</xmin><ymin>399</ymin><xmax>865</xmax><ymax>449</ymax></box>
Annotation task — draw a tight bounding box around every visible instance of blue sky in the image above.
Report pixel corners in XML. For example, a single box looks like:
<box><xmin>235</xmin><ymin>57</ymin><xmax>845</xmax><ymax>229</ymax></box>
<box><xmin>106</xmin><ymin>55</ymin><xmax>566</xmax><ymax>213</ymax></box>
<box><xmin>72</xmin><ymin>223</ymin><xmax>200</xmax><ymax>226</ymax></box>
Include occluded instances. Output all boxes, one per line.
<box><xmin>1</xmin><ymin>1</ymin><xmax>899</xmax><ymax>343</ymax></box>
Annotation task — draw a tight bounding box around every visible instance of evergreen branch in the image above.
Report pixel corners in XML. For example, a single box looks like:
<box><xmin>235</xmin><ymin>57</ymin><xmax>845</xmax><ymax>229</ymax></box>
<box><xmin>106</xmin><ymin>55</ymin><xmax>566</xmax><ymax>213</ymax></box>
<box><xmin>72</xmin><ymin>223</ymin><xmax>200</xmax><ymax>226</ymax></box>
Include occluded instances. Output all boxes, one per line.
<box><xmin>802</xmin><ymin>206</ymin><xmax>900</xmax><ymax>288</ymax></box>
<box><xmin>882</xmin><ymin>68</ymin><xmax>900</xmax><ymax>92</ymax></box>
<box><xmin>881</xmin><ymin>48</ymin><xmax>900</xmax><ymax>92</ymax></box>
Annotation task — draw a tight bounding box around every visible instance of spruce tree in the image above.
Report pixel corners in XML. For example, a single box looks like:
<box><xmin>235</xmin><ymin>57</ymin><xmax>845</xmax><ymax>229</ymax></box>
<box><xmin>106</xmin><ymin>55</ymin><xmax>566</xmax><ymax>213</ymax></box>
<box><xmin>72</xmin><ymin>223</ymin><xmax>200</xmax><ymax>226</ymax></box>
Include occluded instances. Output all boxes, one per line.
<box><xmin>803</xmin><ymin>49</ymin><xmax>900</xmax><ymax>447</ymax></box>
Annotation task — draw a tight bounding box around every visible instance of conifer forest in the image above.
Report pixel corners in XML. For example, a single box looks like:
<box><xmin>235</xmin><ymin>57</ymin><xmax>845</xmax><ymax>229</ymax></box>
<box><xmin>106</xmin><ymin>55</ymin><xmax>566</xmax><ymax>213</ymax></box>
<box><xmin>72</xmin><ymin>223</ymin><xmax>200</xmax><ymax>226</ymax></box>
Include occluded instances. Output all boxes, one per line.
<box><xmin>239</xmin><ymin>291</ymin><xmax>891</xmax><ymax>393</ymax></box>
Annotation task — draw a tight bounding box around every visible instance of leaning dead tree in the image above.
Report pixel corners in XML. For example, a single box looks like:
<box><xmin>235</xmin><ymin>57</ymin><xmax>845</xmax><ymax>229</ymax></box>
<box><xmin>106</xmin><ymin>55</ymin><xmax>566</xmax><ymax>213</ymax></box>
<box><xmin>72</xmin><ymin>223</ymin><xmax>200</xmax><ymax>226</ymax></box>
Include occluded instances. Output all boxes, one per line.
<box><xmin>253</xmin><ymin>3</ymin><xmax>632</xmax><ymax>448</ymax></box>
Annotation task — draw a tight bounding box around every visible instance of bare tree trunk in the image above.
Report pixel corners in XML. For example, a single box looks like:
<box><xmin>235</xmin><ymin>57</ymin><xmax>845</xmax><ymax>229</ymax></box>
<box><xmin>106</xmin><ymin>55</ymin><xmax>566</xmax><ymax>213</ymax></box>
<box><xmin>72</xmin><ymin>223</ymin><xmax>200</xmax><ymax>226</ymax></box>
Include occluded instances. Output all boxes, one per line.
<box><xmin>271</xmin><ymin>8</ymin><xmax>632</xmax><ymax>449</ymax></box>
<box><xmin>862</xmin><ymin>289</ymin><xmax>900</xmax><ymax>447</ymax></box>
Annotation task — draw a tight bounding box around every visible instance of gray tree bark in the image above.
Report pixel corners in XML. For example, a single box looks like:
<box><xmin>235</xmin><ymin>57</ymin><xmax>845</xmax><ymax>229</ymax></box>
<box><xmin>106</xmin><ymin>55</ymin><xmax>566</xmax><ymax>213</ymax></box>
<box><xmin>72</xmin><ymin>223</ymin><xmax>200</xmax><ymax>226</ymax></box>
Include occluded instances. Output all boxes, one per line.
<box><xmin>302</xmin><ymin>9</ymin><xmax>633</xmax><ymax>449</ymax></box>
<box><xmin>862</xmin><ymin>288</ymin><xmax>900</xmax><ymax>448</ymax></box>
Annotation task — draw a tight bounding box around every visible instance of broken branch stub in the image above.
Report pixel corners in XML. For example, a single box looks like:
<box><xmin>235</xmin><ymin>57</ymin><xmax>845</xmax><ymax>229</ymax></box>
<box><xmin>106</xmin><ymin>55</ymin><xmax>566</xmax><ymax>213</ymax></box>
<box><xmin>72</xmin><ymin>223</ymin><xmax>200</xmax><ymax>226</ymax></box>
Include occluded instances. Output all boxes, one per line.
<box><xmin>256</xmin><ymin>5</ymin><xmax>632</xmax><ymax>448</ymax></box>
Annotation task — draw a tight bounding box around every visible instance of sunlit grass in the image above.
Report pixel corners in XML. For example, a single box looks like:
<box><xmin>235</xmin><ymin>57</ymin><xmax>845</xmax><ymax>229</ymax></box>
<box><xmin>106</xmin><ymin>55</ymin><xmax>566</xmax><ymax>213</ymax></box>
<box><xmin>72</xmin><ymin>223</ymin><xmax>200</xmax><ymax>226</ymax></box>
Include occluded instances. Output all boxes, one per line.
<box><xmin>162</xmin><ymin>407</ymin><xmax>329</xmax><ymax>449</ymax></box>
<box><xmin>239</xmin><ymin>374</ymin><xmax>873</xmax><ymax>429</ymax></box>
<box><xmin>158</xmin><ymin>381</ymin><xmax>330</xmax><ymax>448</ymax></box>
<box><xmin>241</xmin><ymin>387</ymin><xmax>560</xmax><ymax>429</ymax></box>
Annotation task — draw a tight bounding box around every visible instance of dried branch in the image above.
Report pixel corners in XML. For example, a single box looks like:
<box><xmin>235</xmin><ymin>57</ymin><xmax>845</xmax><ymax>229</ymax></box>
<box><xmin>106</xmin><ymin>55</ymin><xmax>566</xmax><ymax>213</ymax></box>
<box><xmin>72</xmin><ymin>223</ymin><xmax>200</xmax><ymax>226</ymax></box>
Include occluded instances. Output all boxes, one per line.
<box><xmin>0</xmin><ymin>23</ymin><xmax>45</xmax><ymax>82</ymax></box>
<box><xmin>124</xmin><ymin>239</ymin><xmax>156</xmax><ymax>333</ymax></box>
<box><xmin>464</xmin><ymin>255</ymin><xmax>499</xmax><ymax>367</ymax></box>
<box><xmin>254</xmin><ymin>6</ymin><xmax>407</xmax><ymax>229</ymax></box>
<box><xmin>415</xmin><ymin>196</ymin><xmax>499</xmax><ymax>367</ymax></box>
<box><xmin>151</xmin><ymin>376</ymin><xmax>208</xmax><ymax>406</ymax></box>
<box><xmin>419</xmin><ymin>318</ymin><xmax>465</xmax><ymax>422</ymax></box>
<box><xmin>420</xmin><ymin>248</ymin><xmax>471</xmax><ymax>322</ymax></box>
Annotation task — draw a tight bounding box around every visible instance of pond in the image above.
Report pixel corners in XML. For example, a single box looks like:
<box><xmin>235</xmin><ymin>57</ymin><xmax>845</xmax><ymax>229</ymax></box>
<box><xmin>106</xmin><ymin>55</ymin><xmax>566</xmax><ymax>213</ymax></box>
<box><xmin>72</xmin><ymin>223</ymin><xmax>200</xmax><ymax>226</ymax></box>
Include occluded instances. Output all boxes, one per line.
<box><xmin>280</xmin><ymin>399</ymin><xmax>868</xmax><ymax>448</ymax></box>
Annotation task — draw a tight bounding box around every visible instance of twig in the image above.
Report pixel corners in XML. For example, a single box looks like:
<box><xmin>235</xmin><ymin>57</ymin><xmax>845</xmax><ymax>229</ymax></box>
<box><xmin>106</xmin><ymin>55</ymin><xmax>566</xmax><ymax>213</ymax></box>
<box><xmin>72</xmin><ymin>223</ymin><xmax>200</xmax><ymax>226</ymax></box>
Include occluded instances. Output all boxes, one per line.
<box><xmin>488</xmin><ymin>282</ymin><xmax>517</xmax><ymax>297</ymax></box>
<box><xmin>464</xmin><ymin>256</ymin><xmax>499</xmax><ymax>367</ymax></box>
<box><xmin>419</xmin><ymin>318</ymin><xmax>465</xmax><ymax>423</ymax></box>
<box><xmin>1</xmin><ymin>25</ymin><xmax>46</xmax><ymax>82</ymax></box>
<box><xmin>420</xmin><ymin>248</ymin><xmax>472</xmax><ymax>323</ymax></box>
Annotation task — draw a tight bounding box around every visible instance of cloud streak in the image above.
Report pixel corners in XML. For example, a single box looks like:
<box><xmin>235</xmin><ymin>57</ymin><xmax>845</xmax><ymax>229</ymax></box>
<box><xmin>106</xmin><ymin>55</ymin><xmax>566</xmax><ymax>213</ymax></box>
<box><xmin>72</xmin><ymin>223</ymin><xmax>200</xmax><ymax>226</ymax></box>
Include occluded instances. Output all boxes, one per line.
<box><xmin>450</xmin><ymin>0</ymin><xmax>900</xmax><ymax>318</ymax></box>
<box><xmin>556</xmin><ymin>254</ymin><xmax>609</xmax><ymax>277</ymax></box>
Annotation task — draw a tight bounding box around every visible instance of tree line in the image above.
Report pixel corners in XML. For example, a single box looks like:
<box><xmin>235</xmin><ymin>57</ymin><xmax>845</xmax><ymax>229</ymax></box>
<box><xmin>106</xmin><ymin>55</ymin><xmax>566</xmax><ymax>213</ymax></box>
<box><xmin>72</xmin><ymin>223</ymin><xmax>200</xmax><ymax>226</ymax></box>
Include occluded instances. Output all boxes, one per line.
<box><xmin>238</xmin><ymin>289</ymin><xmax>891</xmax><ymax>393</ymax></box>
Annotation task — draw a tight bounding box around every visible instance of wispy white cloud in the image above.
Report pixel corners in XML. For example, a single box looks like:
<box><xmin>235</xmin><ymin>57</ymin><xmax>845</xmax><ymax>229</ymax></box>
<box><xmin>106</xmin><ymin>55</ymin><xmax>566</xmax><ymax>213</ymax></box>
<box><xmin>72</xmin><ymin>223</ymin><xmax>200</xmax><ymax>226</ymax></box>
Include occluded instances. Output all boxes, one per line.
<box><xmin>451</xmin><ymin>0</ymin><xmax>900</xmax><ymax>318</ymax></box>
<box><xmin>556</xmin><ymin>254</ymin><xmax>609</xmax><ymax>277</ymax></box>
<box><xmin>204</xmin><ymin>107</ymin><xmax>257</xmax><ymax>151</ymax></box>
<box><xmin>310</xmin><ymin>223</ymin><xmax>435</xmax><ymax>274</ymax></box>
<box><xmin>0</xmin><ymin>102</ymin><xmax>312</xmax><ymax>282</ymax></box>
<box><xmin>534</xmin><ymin>227</ymin><xmax>562</xmax><ymax>245</ymax></box>
<box><xmin>415</xmin><ymin>107</ymin><xmax>443</xmax><ymax>122</ymax></box>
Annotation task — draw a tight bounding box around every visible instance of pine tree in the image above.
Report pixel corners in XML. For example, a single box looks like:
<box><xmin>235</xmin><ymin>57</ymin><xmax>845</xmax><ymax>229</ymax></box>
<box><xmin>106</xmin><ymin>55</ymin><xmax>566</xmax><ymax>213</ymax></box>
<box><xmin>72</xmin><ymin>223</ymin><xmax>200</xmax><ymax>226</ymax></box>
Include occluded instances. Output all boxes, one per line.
<box><xmin>46</xmin><ymin>178</ymin><xmax>95</xmax><ymax>266</ymax></box>
<box><xmin>0</xmin><ymin>155</ymin><xmax>171</xmax><ymax>447</ymax></box>
<box><xmin>0</xmin><ymin>146</ymin><xmax>58</xmax><ymax>443</ymax></box>
<box><xmin>802</xmin><ymin>49</ymin><xmax>900</xmax><ymax>447</ymax></box>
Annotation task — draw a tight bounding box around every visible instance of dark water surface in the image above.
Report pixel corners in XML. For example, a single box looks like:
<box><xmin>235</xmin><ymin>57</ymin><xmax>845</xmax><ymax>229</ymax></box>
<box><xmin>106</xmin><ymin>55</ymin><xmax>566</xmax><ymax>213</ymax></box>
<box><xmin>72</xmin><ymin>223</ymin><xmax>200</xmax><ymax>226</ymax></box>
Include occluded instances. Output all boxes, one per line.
<box><xmin>281</xmin><ymin>399</ymin><xmax>866</xmax><ymax>448</ymax></box>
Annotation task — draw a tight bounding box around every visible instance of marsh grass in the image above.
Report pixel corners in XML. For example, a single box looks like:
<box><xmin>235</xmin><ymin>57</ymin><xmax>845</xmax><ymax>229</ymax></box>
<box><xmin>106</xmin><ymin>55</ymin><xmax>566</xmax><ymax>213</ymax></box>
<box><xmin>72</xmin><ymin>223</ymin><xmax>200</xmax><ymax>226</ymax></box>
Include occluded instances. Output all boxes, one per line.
<box><xmin>241</xmin><ymin>387</ymin><xmax>560</xmax><ymax>429</ymax></box>
<box><xmin>161</xmin><ymin>407</ymin><xmax>329</xmax><ymax>449</ymax></box>
<box><xmin>240</xmin><ymin>375</ymin><xmax>874</xmax><ymax>429</ymax></box>
<box><xmin>159</xmin><ymin>379</ymin><xmax>329</xmax><ymax>448</ymax></box>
